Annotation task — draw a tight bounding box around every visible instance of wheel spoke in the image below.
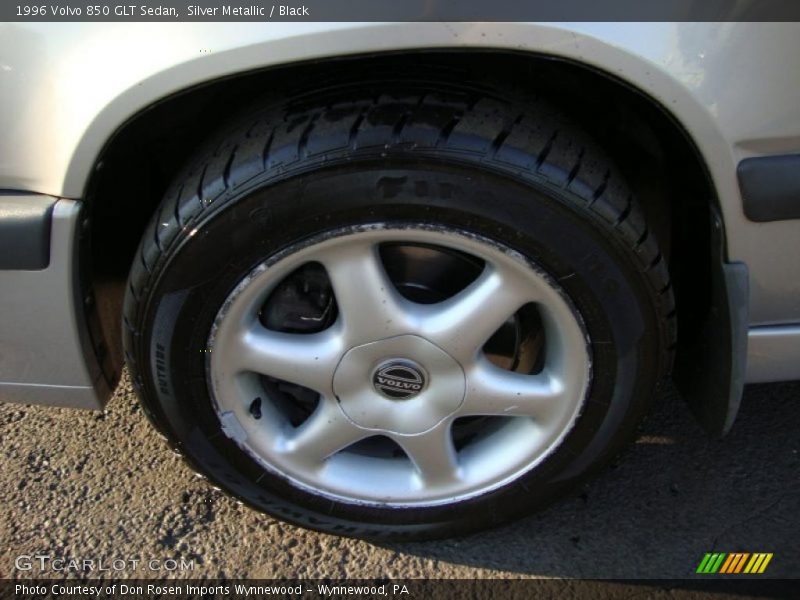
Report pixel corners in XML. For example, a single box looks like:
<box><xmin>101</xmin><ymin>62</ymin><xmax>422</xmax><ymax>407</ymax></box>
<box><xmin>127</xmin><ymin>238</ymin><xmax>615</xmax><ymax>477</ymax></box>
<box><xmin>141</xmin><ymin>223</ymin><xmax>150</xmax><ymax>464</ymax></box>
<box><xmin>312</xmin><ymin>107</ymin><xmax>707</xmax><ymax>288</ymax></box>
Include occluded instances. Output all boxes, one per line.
<box><xmin>223</xmin><ymin>323</ymin><xmax>343</xmax><ymax>396</ymax></box>
<box><xmin>418</xmin><ymin>266</ymin><xmax>529</xmax><ymax>363</ymax></box>
<box><xmin>283</xmin><ymin>400</ymin><xmax>368</xmax><ymax>465</ymax></box>
<box><xmin>320</xmin><ymin>241</ymin><xmax>409</xmax><ymax>345</ymax></box>
<box><xmin>395</xmin><ymin>422</ymin><xmax>461</xmax><ymax>486</ymax></box>
<box><xmin>462</xmin><ymin>360</ymin><xmax>566</xmax><ymax>420</ymax></box>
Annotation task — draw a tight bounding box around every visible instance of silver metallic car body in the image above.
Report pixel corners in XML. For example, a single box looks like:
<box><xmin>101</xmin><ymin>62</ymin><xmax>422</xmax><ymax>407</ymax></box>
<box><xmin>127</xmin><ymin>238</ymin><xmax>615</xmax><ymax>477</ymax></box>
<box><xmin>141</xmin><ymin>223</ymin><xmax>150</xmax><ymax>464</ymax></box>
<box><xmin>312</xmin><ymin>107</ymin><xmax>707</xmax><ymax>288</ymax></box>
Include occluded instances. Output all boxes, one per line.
<box><xmin>1</xmin><ymin>22</ymin><xmax>799</xmax><ymax>409</ymax></box>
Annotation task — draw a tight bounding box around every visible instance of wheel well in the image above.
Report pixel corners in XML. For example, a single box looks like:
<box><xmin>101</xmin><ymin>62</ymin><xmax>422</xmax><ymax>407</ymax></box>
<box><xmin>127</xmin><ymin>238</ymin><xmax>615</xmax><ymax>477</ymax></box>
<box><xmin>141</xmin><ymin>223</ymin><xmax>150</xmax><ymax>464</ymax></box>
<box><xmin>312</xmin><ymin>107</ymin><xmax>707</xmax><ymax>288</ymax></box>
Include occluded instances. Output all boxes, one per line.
<box><xmin>86</xmin><ymin>50</ymin><xmax>714</xmax><ymax>386</ymax></box>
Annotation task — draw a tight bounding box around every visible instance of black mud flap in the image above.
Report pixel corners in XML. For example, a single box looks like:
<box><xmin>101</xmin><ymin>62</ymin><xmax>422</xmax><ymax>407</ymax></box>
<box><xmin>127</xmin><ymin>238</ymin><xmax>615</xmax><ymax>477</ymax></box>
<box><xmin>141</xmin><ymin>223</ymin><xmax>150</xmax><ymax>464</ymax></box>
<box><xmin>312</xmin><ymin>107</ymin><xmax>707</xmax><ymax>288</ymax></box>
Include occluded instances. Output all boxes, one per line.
<box><xmin>672</xmin><ymin>212</ymin><xmax>749</xmax><ymax>437</ymax></box>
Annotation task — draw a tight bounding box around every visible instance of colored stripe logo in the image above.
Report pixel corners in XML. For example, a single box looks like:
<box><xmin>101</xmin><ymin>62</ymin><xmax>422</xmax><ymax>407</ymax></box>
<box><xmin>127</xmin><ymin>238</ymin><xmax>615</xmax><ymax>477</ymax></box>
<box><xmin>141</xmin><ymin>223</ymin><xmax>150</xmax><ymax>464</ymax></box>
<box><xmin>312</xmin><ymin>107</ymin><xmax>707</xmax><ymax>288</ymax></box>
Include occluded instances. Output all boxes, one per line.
<box><xmin>696</xmin><ymin>553</ymin><xmax>773</xmax><ymax>574</ymax></box>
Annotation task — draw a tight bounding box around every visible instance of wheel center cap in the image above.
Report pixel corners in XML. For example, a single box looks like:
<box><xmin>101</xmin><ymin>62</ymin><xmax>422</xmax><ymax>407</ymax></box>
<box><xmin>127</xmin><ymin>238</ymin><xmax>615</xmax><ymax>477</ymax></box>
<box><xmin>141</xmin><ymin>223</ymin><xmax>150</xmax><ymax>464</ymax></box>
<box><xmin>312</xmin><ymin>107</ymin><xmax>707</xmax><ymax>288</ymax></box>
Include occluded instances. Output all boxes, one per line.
<box><xmin>333</xmin><ymin>335</ymin><xmax>465</xmax><ymax>435</ymax></box>
<box><xmin>372</xmin><ymin>359</ymin><xmax>427</xmax><ymax>400</ymax></box>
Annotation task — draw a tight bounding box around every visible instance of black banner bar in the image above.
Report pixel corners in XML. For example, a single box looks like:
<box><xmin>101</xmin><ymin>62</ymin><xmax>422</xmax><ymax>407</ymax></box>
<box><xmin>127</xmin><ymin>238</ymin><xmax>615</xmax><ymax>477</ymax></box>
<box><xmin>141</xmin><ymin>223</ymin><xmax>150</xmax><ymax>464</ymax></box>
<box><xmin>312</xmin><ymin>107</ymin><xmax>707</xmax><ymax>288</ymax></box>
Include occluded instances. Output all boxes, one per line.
<box><xmin>3</xmin><ymin>0</ymin><xmax>800</xmax><ymax>22</ymax></box>
<box><xmin>1</xmin><ymin>579</ymin><xmax>796</xmax><ymax>600</ymax></box>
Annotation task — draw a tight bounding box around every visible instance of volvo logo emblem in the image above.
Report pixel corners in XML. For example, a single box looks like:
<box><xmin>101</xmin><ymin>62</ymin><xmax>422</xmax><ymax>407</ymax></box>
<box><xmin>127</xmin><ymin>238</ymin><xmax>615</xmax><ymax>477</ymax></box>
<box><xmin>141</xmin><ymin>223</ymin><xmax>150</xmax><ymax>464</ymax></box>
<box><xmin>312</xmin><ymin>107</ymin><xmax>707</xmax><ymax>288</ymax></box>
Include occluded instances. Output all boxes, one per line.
<box><xmin>372</xmin><ymin>360</ymin><xmax>426</xmax><ymax>400</ymax></box>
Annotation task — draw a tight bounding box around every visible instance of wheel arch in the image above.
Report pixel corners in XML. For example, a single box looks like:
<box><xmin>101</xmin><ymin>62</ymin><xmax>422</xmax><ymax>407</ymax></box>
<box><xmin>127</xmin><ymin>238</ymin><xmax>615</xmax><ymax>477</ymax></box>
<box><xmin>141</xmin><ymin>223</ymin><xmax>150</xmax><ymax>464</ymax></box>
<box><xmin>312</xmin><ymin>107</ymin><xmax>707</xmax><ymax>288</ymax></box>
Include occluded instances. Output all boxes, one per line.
<box><xmin>83</xmin><ymin>48</ymin><xmax>736</xmax><ymax>434</ymax></box>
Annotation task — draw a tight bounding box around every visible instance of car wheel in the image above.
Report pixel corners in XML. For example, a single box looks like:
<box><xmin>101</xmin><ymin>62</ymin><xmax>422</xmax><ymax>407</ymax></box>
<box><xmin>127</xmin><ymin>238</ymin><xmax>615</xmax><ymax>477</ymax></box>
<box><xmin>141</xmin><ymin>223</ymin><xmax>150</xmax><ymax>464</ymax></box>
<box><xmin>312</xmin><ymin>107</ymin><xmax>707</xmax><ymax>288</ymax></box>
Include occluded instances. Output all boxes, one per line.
<box><xmin>123</xmin><ymin>85</ymin><xmax>675</xmax><ymax>539</ymax></box>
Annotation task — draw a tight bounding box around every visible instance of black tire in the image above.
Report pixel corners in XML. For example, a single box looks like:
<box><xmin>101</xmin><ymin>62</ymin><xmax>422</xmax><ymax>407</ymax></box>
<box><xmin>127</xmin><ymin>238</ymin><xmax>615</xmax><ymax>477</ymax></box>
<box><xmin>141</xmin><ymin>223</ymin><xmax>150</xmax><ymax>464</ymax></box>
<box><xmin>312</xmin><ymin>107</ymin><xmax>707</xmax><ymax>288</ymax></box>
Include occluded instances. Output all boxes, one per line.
<box><xmin>123</xmin><ymin>84</ymin><xmax>676</xmax><ymax>540</ymax></box>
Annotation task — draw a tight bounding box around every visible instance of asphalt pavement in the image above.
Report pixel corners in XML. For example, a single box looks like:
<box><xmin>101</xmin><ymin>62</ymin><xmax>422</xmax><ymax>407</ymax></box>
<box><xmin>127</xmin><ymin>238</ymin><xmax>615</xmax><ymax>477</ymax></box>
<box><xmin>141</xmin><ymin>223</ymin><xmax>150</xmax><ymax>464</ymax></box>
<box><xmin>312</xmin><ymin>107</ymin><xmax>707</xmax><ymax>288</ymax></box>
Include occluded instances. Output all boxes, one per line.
<box><xmin>1</xmin><ymin>373</ymin><xmax>797</xmax><ymax>581</ymax></box>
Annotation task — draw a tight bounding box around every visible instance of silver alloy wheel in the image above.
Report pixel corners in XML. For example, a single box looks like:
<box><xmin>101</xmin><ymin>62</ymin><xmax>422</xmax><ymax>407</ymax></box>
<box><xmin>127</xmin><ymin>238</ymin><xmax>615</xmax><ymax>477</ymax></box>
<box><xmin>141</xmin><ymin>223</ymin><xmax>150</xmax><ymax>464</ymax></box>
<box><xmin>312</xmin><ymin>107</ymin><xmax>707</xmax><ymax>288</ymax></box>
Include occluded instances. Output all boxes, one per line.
<box><xmin>208</xmin><ymin>226</ymin><xmax>591</xmax><ymax>506</ymax></box>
